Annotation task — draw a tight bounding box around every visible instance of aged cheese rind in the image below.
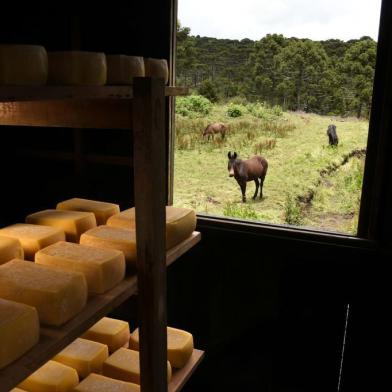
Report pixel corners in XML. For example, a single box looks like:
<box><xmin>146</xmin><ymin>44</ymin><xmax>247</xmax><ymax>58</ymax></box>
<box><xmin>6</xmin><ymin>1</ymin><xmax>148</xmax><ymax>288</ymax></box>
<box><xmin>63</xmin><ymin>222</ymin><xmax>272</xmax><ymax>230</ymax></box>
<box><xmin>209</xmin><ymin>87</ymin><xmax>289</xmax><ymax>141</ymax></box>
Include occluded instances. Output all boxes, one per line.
<box><xmin>80</xmin><ymin>225</ymin><xmax>136</xmax><ymax>265</ymax></box>
<box><xmin>106</xmin><ymin>55</ymin><xmax>145</xmax><ymax>85</ymax></box>
<box><xmin>18</xmin><ymin>360</ymin><xmax>79</xmax><ymax>392</ymax></box>
<box><xmin>0</xmin><ymin>223</ymin><xmax>65</xmax><ymax>260</ymax></box>
<box><xmin>26</xmin><ymin>209</ymin><xmax>96</xmax><ymax>243</ymax></box>
<box><xmin>0</xmin><ymin>259</ymin><xmax>87</xmax><ymax>326</ymax></box>
<box><xmin>0</xmin><ymin>298</ymin><xmax>39</xmax><ymax>369</ymax></box>
<box><xmin>129</xmin><ymin>326</ymin><xmax>194</xmax><ymax>368</ymax></box>
<box><xmin>56</xmin><ymin>198</ymin><xmax>120</xmax><ymax>226</ymax></box>
<box><xmin>53</xmin><ymin>338</ymin><xmax>109</xmax><ymax>379</ymax></box>
<box><xmin>48</xmin><ymin>51</ymin><xmax>106</xmax><ymax>86</ymax></box>
<box><xmin>144</xmin><ymin>58</ymin><xmax>169</xmax><ymax>84</ymax></box>
<box><xmin>0</xmin><ymin>235</ymin><xmax>24</xmax><ymax>264</ymax></box>
<box><xmin>81</xmin><ymin>317</ymin><xmax>130</xmax><ymax>353</ymax></box>
<box><xmin>107</xmin><ymin>206</ymin><xmax>196</xmax><ymax>249</ymax></box>
<box><xmin>35</xmin><ymin>241</ymin><xmax>125</xmax><ymax>295</ymax></box>
<box><xmin>73</xmin><ymin>373</ymin><xmax>140</xmax><ymax>392</ymax></box>
<box><xmin>102</xmin><ymin>348</ymin><xmax>172</xmax><ymax>384</ymax></box>
<box><xmin>0</xmin><ymin>44</ymin><xmax>48</xmax><ymax>85</ymax></box>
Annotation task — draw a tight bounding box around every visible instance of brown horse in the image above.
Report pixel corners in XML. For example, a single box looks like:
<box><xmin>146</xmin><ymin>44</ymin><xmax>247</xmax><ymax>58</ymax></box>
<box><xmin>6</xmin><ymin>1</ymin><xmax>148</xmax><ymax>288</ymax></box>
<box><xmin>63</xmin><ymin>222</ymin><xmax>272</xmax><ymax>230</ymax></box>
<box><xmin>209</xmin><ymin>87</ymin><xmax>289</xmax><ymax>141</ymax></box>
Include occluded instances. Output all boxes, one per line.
<box><xmin>203</xmin><ymin>122</ymin><xmax>228</xmax><ymax>140</ymax></box>
<box><xmin>227</xmin><ymin>151</ymin><xmax>268</xmax><ymax>202</ymax></box>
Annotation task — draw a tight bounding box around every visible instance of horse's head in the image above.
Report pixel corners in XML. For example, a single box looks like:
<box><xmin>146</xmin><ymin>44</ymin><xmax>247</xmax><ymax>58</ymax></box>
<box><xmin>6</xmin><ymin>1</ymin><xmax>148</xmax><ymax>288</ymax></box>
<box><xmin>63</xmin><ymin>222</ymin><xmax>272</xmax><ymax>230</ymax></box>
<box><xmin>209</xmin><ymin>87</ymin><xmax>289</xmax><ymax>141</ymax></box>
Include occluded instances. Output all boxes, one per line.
<box><xmin>227</xmin><ymin>151</ymin><xmax>238</xmax><ymax>177</ymax></box>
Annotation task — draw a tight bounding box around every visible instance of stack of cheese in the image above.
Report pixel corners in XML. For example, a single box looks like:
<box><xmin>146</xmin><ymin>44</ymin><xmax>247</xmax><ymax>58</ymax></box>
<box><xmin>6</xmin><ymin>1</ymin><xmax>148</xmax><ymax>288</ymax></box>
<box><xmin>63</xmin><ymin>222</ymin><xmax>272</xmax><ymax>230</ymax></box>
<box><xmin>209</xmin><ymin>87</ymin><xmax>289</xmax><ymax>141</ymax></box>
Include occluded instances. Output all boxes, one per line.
<box><xmin>80</xmin><ymin>205</ymin><xmax>196</xmax><ymax>266</ymax></box>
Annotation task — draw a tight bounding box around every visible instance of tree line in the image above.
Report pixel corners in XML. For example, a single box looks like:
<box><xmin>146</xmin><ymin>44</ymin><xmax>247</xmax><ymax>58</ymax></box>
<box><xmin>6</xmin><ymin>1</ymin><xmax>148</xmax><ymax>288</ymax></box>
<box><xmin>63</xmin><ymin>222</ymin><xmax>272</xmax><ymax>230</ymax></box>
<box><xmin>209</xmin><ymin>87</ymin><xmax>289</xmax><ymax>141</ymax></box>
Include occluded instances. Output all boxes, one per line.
<box><xmin>176</xmin><ymin>24</ymin><xmax>377</xmax><ymax>118</ymax></box>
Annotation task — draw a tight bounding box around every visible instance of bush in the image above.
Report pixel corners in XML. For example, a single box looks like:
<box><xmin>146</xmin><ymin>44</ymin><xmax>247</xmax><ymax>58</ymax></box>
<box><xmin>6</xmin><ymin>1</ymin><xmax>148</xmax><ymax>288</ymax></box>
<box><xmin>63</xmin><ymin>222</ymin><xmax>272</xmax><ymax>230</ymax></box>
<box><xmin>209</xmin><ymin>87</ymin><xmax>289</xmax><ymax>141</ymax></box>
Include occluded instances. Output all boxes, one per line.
<box><xmin>176</xmin><ymin>95</ymin><xmax>212</xmax><ymax>117</ymax></box>
<box><xmin>197</xmin><ymin>80</ymin><xmax>219</xmax><ymax>103</ymax></box>
<box><xmin>223</xmin><ymin>202</ymin><xmax>259</xmax><ymax>220</ymax></box>
<box><xmin>227</xmin><ymin>103</ymin><xmax>244</xmax><ymax>118</ymax></box>
<box><xmin>284</xmin><ymin>194</ymin><xmax>303</xmax><ymax>225</ymax></box>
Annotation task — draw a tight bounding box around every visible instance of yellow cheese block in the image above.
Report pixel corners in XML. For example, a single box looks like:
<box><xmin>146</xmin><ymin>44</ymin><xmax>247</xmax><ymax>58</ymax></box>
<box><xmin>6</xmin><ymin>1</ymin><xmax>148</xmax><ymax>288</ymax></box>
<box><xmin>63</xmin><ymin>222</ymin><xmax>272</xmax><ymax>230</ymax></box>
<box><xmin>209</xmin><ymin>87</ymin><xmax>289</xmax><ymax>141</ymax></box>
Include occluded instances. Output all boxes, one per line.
<box><xmin>0</xmin><ymin>298</ymin><xmax>39</xmax><ymax>369</ymax></box>
<box><xmin>48</xmin><ymin>51</ymin><xmax>107</xmax><ymax>86</ymax></box>
<box><xmin>18</xmin><ymin>360</ymin><xmax>79</xmax><ymax>392</ymax></box>
<box><xmin>26</xmin><ymin>209</ymin><xmax>96</xmax><ymax>243</ymax></box>
<box><xmin>80</xmin><ymin>226</ymin><xmax>136</xmax><ymax>266</ymax></box>
<box><xmin>35</xmin><ymin>241</ymin><xmax>125</xmax><ymax>295</ymax></box>
<box><xmin>0</xmin><ymin>44</ymin><xmax>48</xmax><ymax>85</ymax></box>
<box><xmin>53</xmin><ymin>338</ymin><xmax>108</xmax><ymax>379</ymax></box>
<box><xmin>56</xmin><ymin>198</ymin><xmax>120</xmax><ymax>226</ymax></box>
<box><xmin>10</xmin><ymin>388</ymin><xmax>28</xmax><ymax>391</ymax></box>
<box><xmin>73</xmin><ymin>373</ymin><xmax>140</xmax><ymax>392</ymax></box>
<box><xmin>106</xmin><ymin>55</ymin><xmax>145</xmax><ymax>85</ymax></box>
<box><xmin>0</xmin><ymin>223</ymin><xmax>65</xmax><ymax>261</ymax></box>
<box><xmin>103</xmin><ymin>348</ymin><xmax>172</xmax><ymax>384</ymax></box>
<box><xmin>107</xmin><ymin>206</ymin><xmax>196</xmax><ymax>249</ymax></box>
<box><xmin>144</xmin><ymin>58</ymin><xmax>169</xmax><ymax>84</ymax></box>
<box><xmin>0</xmin><ymin>235</ymin><xmax>23</xmax><ymax>264</ymax></box>
<box><xmin>81</xmin><ymin>317</ymin><xmax>130</xmax><ymax>353</ymax></box>
<box><xmin>129</xmin><ymin>326</ymin><xmax>194</xmax><ymax>368</ymax></box>
<box><xmin>0</xmin><ymin>259</ymin><xmax>87</xmax><ymax>326</ymax></box>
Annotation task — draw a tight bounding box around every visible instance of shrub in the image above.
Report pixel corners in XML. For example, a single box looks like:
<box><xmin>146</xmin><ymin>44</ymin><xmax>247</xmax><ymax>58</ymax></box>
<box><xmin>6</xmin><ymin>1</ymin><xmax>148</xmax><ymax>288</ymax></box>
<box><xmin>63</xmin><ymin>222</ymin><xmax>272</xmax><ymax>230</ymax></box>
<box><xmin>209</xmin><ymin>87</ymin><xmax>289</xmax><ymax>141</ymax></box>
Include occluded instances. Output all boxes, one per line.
<box><xmin>284</xmin><ymin>194</ymin><xmax>303</xmax><ymax>225</ymax></box>
<box><xmin>227</xmin><ymin>103</ymin><xmax>244</xmax><ymax>118</ymax></box>
<box><xmin>223</xmin><ymin>202</ymin><xmax>259</xmax><ymax>220</ymax></box>
<box><xmin>198</xmin><ymin>80</ymin><xmax>219</xmax><ymax>103</ymax></box>
<box><xmin>176</xmin><ymin>95</ymin><xmax>212</xmax><ymax>117</ymax></box>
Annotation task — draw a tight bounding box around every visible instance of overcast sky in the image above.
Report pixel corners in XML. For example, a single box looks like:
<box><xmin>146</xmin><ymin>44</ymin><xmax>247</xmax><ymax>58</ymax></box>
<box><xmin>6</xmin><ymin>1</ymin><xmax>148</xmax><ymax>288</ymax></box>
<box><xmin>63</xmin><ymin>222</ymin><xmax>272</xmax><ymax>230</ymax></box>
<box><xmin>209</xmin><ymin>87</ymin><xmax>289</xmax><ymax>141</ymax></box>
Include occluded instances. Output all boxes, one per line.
<box><xmin>178</xmin><ymin>0</ymin><xmax>382</xmax><ymax>41</ymax></box>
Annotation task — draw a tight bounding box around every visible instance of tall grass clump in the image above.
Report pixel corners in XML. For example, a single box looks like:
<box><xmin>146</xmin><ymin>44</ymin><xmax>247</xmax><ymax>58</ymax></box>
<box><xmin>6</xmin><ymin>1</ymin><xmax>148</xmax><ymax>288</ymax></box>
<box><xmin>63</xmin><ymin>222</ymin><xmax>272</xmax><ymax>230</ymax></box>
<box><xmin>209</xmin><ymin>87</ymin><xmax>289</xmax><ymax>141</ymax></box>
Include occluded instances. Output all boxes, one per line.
<box><xmin>223</xmin><ymin>202</ymin><xmax>259</xmax><ymax>220</ymax></box>
<box><xmin>176</xmin><ymin>95</ymin><xmax>212</xmax><ymax>117</ymax></box>
<box><xmin>254</xmin><ymin>138</ymin><xmax>277</xmax><ymax>154</ymax></box>
<box><xmin>284</xmin><ymin>194</ymin><xmax>303</xmax><ymax>225</ymax></box>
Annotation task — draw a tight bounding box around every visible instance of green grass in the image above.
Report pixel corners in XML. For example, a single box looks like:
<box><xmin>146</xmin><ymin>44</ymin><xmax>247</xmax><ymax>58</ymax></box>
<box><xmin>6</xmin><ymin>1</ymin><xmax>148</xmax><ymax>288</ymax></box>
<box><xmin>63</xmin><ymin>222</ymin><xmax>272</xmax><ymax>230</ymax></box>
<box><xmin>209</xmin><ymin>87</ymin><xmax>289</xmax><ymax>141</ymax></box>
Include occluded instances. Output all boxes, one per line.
<box><xmin>173</xmin><ymin>102</ymin><xmax>369</xmax><ymax>234</ymax></box>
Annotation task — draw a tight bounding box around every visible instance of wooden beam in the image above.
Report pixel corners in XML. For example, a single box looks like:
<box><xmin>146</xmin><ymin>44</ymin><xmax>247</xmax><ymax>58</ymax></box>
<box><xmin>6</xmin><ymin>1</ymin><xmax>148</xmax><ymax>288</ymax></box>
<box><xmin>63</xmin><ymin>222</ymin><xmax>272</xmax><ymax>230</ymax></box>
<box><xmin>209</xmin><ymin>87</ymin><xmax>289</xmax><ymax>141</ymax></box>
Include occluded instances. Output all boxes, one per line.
<box><xmin>0</xmin><ymin>100</ymin><xmax>132</xmax><ymax>129</ymax></box>
<box><xmin>133</xmin><ymin>77</ymin><xmax>168</xmax><ymax>392</ymax></box>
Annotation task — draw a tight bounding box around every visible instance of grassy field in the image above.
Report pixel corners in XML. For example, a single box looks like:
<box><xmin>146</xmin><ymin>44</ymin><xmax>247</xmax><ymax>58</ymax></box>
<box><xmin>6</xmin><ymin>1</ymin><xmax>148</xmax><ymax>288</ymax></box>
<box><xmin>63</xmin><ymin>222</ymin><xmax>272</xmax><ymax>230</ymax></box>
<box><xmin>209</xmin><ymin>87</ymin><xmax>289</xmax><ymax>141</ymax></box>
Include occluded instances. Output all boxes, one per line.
<box><xmin>173</xmin><ymin>101</ymin><xmax>369</xmax><ymax>234</ymax></box>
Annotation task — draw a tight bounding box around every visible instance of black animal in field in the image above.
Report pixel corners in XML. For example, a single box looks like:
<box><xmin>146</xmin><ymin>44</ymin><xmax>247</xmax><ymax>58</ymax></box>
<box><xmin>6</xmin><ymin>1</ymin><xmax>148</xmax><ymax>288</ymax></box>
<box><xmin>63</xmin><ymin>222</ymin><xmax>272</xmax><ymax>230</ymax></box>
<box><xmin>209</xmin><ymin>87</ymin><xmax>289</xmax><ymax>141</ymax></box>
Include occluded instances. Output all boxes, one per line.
<box><xmin>227</xmin><ymin>151</ymin><xmax>268</xmax><ymax>203</ymax></box>
<box><xmin>327</xmin><ymin>124</ymin><xmax>339</xmax><ymax>146</ymax></box>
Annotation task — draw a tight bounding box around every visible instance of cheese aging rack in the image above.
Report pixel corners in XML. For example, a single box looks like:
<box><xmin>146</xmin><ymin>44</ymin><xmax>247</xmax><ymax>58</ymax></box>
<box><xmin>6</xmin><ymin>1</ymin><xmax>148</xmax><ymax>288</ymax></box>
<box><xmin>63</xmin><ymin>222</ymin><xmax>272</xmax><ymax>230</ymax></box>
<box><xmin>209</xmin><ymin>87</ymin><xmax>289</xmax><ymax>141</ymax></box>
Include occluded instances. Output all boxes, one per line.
<box><xmin>0</xmin><ymin>80</ymin><xmax>204</xmax><ymax>392</ymax></box>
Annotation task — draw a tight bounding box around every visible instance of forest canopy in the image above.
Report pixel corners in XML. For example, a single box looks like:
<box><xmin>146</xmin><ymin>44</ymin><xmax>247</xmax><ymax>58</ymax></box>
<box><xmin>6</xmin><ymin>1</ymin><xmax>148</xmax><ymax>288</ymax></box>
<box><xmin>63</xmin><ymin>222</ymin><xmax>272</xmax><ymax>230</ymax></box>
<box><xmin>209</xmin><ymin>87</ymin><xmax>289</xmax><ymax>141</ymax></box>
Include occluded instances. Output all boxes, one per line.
<box><xmin>176</xmin><ymin>23</ymin><xmax>377</xmax><ymax>118</ymax></box>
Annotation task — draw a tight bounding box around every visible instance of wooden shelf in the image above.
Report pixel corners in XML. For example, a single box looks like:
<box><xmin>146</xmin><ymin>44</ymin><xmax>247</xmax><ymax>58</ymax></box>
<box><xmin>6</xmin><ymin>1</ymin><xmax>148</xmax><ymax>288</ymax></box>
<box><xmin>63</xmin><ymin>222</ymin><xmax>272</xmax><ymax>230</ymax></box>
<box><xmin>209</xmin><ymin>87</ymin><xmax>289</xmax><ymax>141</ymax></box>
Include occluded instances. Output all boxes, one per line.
<box><xmin>169</xmin><ymin>349</ymin><xmax>205</xmax><ymax>392</ymax></box>
<box><xmin>0</xmin><ymin>85</ymin><xmax>188</xmax><ymax>102</ymax></box>
<box><xmin>0</xmin><ymin>232</ymin><xmax>201</xmax><ymax>392</ymax></box>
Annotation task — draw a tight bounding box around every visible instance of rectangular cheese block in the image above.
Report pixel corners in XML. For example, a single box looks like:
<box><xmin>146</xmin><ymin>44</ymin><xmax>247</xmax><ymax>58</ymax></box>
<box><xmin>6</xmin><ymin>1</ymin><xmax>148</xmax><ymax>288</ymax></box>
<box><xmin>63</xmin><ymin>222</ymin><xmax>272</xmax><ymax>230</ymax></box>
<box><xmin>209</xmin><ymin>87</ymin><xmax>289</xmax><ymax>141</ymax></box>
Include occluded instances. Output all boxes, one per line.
<box><xmin>48</xmin><ymin>51</ymin><xmax>107</xmax><ymax>85</ymax></box>
<box><xmin>107</xmin><ymin>206</ymin><xmax>196</xmax><ymax>249</ymax></box>
<box><xmin>0</xmin><ymin>298</ymin><xmax>39</xmax><ymax>369</ymax></box>
<box><xmin>73</xmin><ymin>373</ymin><xmax>140</xmax><ymax>392</ymax></box>
<box><xmin>0</xmin><ymin>223</ymin><xmax>65</xmax><ymax>260</ymax></box>
<box><xmin>102</xmin><ymin>348</ymin><xmax>172</xmax><ymax>384</ymax></box>
<box><xmin>53</xmin><ymin>338</ymin><xmax>109</xmax><ymax>379</ymax></box>
<box><xmin>129</xmin><ymin>326</ymin><xmax>194</xmax><ymax>369</ymax></box>
<box><xmin>0</xmin><ymin>259</ymin><xmax>87</xmax><ymax>326</ymax></box>
<box><xmin>144</xmin><ymin>58</ymin><xmax>169</xmax><ymax>84</ymax></box>
<box><xmin>0</xmin><ymin>235</ymin><xmax>24</xmax><ymax>265</ymax></box>
<box><xmin>0</xmin><ymin>44</ymin><xmax>48</xmax><ymax>85</ymax></box>
<box><xmin>18</xmin><ymin>360</ymin><xmax>79</xmax><ymax>392</ymax></box>
<box><xmin>26</xmin><ymin>209</ymin><xmax>96</xmax><ymax>243</ymax></box>
<box><xmin>80</xmin><ymin>226</ymin><xmax>136</xmax><ymax>266</ymax></box>
<box><xmin>106</xmin><ymin>55</ymin><xmax>145</xmax><ymax>85</ymax></box>
<box><xmin>35</xmin><ymin>241</ymin><xmax>125</xmax><ymax>295</ymax></box>
<box><xmin>81</xmin><ymin>317</ymin><xmax>130</xmax><ymax>353</ymax></box>
<box><xmin>56</xmin><ymin>198</ymin><xmax>120</xmax><ymax>225</ymax></box>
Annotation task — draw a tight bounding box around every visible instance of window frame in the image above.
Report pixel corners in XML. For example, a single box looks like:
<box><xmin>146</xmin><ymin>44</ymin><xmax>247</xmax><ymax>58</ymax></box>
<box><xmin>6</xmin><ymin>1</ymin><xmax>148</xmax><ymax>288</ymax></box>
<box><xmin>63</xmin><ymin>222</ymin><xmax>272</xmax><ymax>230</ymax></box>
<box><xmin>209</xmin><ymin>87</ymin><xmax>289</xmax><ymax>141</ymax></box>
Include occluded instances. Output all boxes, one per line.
<box><xmin>170</xmin><ymin>0</ymin><xmax>392</xmax><ymax>248</ymax></box>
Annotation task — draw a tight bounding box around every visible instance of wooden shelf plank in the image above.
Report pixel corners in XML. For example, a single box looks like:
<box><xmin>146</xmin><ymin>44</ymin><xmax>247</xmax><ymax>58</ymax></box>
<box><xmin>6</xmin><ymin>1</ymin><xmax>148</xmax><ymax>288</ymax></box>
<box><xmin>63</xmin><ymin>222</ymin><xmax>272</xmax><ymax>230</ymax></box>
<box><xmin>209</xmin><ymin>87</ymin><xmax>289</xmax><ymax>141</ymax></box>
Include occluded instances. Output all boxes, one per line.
<box><xmin>169</xmin><ymin>349</ymin><xmax>205</xmax><ymax>392</ymax></box>
<box><xmin>0</xmin><ymin>85</ymin><xmax>188</xmax><ymax>102</ymax></box>
<box><xmin>0</xmin><ymin>231</ymin><xmax>201</xmax><ymax>392</ymax></box>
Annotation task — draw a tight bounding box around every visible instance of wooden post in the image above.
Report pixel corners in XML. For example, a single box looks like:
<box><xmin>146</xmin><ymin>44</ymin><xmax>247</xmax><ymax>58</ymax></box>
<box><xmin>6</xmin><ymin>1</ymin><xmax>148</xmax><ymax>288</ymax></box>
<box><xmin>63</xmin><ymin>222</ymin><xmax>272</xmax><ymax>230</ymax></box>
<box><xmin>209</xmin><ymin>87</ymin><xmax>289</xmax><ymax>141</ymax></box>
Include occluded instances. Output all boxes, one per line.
<box><xmin>133</xmin><ymin>77</ymin><xmax>168</xmax><ymax>392</ymax></box>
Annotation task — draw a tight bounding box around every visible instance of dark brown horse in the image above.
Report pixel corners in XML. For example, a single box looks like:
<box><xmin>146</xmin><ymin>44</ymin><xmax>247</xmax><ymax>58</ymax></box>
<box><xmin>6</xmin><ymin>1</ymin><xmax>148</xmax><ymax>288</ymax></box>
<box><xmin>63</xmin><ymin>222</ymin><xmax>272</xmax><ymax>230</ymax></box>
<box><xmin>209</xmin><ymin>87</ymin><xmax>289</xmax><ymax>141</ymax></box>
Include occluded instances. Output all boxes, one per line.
<box><xmin>203</xmin><ymin>122</ymin><xmax>228</xmax><ymax>140</ymax></box>
<box><xmin>227</xmin><ymin>151</ymin><xmax>268</xmax><ymax>202</ymax></box>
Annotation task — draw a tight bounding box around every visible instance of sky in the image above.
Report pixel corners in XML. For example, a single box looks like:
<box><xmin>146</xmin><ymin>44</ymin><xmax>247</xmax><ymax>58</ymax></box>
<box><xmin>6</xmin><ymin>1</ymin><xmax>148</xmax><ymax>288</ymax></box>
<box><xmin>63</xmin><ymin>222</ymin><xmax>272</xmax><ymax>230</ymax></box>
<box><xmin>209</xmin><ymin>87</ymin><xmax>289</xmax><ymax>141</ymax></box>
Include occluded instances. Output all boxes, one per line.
<box><xmin>178</xmin><ymin>0</ymin><xmax>382</xmax><ymax>41</ymax></box>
